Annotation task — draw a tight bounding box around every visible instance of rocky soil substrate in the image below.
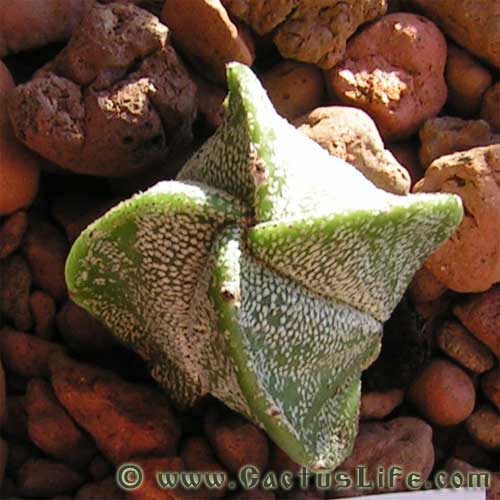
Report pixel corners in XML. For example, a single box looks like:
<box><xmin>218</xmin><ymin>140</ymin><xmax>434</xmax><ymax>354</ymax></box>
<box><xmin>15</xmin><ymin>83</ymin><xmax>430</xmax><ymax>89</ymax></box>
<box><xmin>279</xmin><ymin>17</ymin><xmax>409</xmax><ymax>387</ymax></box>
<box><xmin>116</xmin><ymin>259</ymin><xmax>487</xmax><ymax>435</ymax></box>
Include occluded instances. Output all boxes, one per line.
<box><xmin>0</xmin><ymin>0</ymin><xmax>499</xmax><ymax>498</ymax></box>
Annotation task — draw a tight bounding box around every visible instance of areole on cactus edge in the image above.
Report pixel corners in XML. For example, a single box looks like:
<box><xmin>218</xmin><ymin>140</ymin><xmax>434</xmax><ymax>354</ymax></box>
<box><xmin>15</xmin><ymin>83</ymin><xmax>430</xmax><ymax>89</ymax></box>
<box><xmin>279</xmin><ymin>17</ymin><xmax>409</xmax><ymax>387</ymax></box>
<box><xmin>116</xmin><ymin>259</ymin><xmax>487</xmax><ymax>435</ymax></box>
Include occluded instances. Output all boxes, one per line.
<box><xmin>65</xmin><ymin>62</ymin><xmax>463</xmax><ymax>472</ymax></box>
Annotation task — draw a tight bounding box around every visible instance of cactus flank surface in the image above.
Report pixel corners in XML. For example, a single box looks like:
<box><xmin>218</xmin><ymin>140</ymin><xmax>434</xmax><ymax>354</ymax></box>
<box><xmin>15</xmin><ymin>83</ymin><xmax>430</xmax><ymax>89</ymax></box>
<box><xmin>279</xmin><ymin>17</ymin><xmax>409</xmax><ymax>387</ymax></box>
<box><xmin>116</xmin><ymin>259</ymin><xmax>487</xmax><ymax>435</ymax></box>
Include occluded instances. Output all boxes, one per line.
<box><xmin>66</xmin><ymin>63</ymin><xmax>463</xmax><ymax>471</ymax></box>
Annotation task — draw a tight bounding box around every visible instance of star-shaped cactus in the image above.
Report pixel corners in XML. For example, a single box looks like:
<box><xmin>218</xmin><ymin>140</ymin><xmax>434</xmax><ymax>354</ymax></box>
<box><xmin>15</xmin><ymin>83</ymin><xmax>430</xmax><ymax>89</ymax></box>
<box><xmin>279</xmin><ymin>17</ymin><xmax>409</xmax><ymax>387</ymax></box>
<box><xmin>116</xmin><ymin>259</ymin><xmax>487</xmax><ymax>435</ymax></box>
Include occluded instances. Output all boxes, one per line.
<box><xmin>66</xmin><ymin>63</ymin><xmax>463</xmax><ymax>472</ymax></box>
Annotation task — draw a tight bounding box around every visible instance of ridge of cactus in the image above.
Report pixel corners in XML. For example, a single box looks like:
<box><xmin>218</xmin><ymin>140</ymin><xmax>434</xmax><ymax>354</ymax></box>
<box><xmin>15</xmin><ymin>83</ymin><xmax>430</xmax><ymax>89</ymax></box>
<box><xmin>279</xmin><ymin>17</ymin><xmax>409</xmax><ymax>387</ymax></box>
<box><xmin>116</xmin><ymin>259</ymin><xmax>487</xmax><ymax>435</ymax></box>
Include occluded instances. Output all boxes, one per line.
<box><xmin>209</xmin><ymin>226</ymin><xmax>381</xmax><ymax>469</ymax></box>
<box><xmin>66</xmin><ymin>181</ymin><xmax>247</xmax><ymax>408</ymax></box>
<box><xmin>66</xmin><ymin>62</ymin><xmax>463</xmax><ymax>471</ymax></box>
<box><xmin>247</xmin><ymin>194</ymin><xmax>462</xmax><ymax>322</ymax></box>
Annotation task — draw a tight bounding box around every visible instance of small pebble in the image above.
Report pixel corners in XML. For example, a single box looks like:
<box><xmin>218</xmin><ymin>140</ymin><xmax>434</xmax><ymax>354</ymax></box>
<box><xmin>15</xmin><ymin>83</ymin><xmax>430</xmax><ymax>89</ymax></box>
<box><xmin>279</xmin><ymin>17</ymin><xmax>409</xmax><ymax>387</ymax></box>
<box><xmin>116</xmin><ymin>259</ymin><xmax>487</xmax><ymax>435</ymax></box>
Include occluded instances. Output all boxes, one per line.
<box><xmin>445</xmin><ymin>44</ymin><xmax>492</xmax><ymax>117</ymax></box>
<box><xmin>50</xmin><ymin>353</ymin><xmax>181</xmax><ymax>464</ymax></box>
<box><xmin>5</xmin><ymin>438</ymin><xmax>40</xmax><ymax>476</ymax></box>
<box><xmin>408</xmin><ymin>266</ymin><xmax>447</xmax><ymax>303</ymax></box>
<box><xmin>4</xmin><ymin>396</ymin><xmax>28</xmax><ymax>439</ymax></box>
<box><xmin>56</xmin><ymin>300</ymin><xmax>116</xmax><ymax>353</ymax></box>
<box><xmin>331</xmin><ymin>417</ymin><xmax>434</xmax><ymax>496</ymax></box>
<box><xmin>0</xmin><ymin>359</ymin><xmax>5</xmax><ymax>428</ymax></box>
<box><xmin>437</xmin><ymin>320</ymin><xmax>495</xmax><ymax>373</ymax></box>
<box><xmin>269</xmin><ymin>442</ymin><xmax>301</xmax><ymax>476</ymax></box>
<box><xmin>30</xmin><ymin>290</ymin><xmax>56</xmax><ymax>339</ymax></box>
<box><xmin>22</xmin><ymin>212</ymin><xmax>69</xmax><ymax>302</ymax></box>
<box><xmin>454</xmin><ymin>287</ymin><xmax>500</xmax><ymax>359</ymax></box>
<box><xmin>481</xmin><ymin>82</ymin><xmax>500</xmax><ymax>132</ymax></box>
<box><xmin>0</xmin><ymin>254</ymin><xmax>33</xmax><ymax>331</ymax></box>
<box><xmin>17</xmin><ymin>458</ymin><xmax>84</xmax><ymax>498</ymax></box>
<box><xmin>0</xmin><ymin>211</ymin><xmax>28</xmax><ymax>259</ymax></box>
<box><xmin>26</xmin><ymin>378</ymin><xmax>97</xmax><ymax>468</ymax></box>
<box><xmin>0</xmin><ymin>437</ymin><xmax>8</xmax><ymax>488</ymax></box>
<box><xmin>466</xmin><ymin>406</ymin><xmax>500</xmax><ymax>451</ymax></box>
<box><xmin>0</xmin><ymin>328</ymin><xmax>64</xmax><ymax>378</ymax></box>
<box><xmin>75</xmin><ymin>476</ymin><xmax>126</xmax><ymax>500</ymax></box>
<box><xmin>261</xmin><ymin>61</ymin><xmax>325</xmax><ymax>121</ymax></box>
<box><xmin>210</xmin><ymin>413</ymin><xmax>269</xmax><ymax>476</ymax></box>
<box><xmin>482</xmin><ymin>369</ymin><xmax>500</xmax><ymax>412</ymax></box>
<box><xmin>88</xmin><ymin>455</ymin><xmax>113</xmax><ymax>481</ymax></box>
<box><xmin>360</xmin><ymin>389</ymin><xmax>404</xmax><ymax>420</ymax></box>
<box><xmin>127</xmin><ymin>457</ymin><xmax>184</xmax><ymax>500</ymax></box>
<box><xmin>408</xmin><ymin>359</ymin><xmax>475</xmax><ymax>426</ymax></box>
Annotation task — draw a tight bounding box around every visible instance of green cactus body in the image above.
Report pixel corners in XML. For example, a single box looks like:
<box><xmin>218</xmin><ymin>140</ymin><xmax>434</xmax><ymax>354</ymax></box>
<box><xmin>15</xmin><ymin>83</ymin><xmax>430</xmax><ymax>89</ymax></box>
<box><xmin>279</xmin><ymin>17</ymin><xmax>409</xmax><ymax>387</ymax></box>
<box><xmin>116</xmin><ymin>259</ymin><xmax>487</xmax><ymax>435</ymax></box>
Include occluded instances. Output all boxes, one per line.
<box><xmin>66</xmin><ymin>63</ymin><xmax>463</xmax><ymax>471</ymax></box>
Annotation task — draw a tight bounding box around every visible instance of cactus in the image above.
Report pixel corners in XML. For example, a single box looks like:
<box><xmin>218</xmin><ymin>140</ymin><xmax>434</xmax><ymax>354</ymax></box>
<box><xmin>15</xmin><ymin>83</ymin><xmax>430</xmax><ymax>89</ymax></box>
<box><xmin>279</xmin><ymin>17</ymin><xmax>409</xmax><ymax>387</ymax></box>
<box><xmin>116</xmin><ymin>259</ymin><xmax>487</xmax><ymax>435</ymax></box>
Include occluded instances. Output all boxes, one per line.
<box><xmin>65</xmin><ymin>63</ymin><xmax>463</xmax><ymax>471</ymax></box>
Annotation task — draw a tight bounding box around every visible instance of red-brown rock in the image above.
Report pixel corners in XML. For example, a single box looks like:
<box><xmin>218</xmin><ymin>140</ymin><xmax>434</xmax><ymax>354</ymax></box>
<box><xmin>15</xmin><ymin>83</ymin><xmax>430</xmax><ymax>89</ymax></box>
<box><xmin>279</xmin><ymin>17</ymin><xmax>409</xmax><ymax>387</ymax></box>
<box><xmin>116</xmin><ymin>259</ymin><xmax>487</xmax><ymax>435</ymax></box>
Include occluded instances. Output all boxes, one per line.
<box><xmin>0</xmin><ymin>210</ymin><xmax>28</xmax><ymax>259</ymax></box>
<box><xmin>327</xmin><ymin>13</ymin><xmax>447</xmax><ymax>141</ymax></box>
<box><xmin>180</xmin><ymin>435</ymin><xmax>227</xmax><ymax>498</ymax></box>
<box><xmin>161</xmin><ymin>0</ymin><xmax>254</xmax><ymax>83</ymax></box>
<box><xmin>29</xmin><ymin>290</ymin><xmax>56</xmax><ymax>339</ymax></box>
<box><xmin>0</xmin><ymin>254</ymin><xmax>33</xmax><ymax>331</ymax></box>
<box><xmin>0</xmin><ymin>358</ymin><xmax>5</xmax><ymax>428</ymax></box>
<box><xmin>481</xmin><ymin>83</ymin><xmax>500</xmax><ymax>132</ymax></box>
<box><xmin>482</xmin><ymin>369</ymin><xmax>500</xmax><ymax>412</ymax></box>
<box><xmin>127</xmin><ymin>456</ymin><xmax>188</xmax><ymax>500</ymax></box>
<box><xmin>261</xmin><ymin>61</ymin><xmax>325</xmax><ymax>121</ymax></box>
<box><xmin>409</xmin><ymin>0</ymin><xmax>500</xmax><ymax>68</ymax></box>
<box><xmin>88</xmin><ymin>455</ymin><xmax>113</xmax><ymax>481</ymax></box>
<box><xmin>331</xmin><ymin>417</ymin><xmax>434</xmax><ymax>496</ymax></box>
<box><xmin>465</xmin><ymin>406</ymin><xmax>500</xmax><ymax>451</ymax></box>
<box><xmin>268</xmin><ymin>443</ymin><xmax>301</xmax><ymax>476</ymax></box>
<box><xmin>419</xmin><ymin>117</ymin><xmax>498</xmax><ymax>168</ymax></box>
<box><xmin>414</xmin><ymin>146</ymin><xmax>500</xmax><ymax>293</ymax></box>
<box><xmin>444</xmin><ymin>458</ymin><xmax>499</xmax><ymax>500</ymax></box>
<box><xmin>4</xmin><ymin>396</ymin><xmax>28</xmax><ymax>439</ymax></box>
<box><xmin>5</xmin><ymin>438</ymin><xmax>40</xmax><ymax>476</ymax></box>
<box><xmin>454</xmin><ymin>287</ymin><xmax>500</xmax><ymax>358</ymax></box>
<box><xmin>445</xmin><ymin>44</ymin><xmax>493</xmax><ymax>117</ymax></box>
<box><xmin>0</xmin><ymin>328</ymin><xmax>64</xmax><ymax>377</ymax></box>
<box><xmin>296</xmin><ymin>106</ymin><xmax>411</xmax><ymax>194</ymax></box>
<box><xmin>22</xmin><ymin>212</ymin><xmax>69</xmax><ymax>301</ymax></box>
<box><xmin>408</xmin><ymin>267</ymin><xmax>447</xmax><ymax>303</ymax></box>
<box><xmin>50</xmin><ymin>353</ymin><xmax>181</xmax><ymax>464</ymax></box>
<box><xmin>26</xmin><ymin>378</ymin><xmax>96</xmax><ymax>468</ymax></box>
<box><xmin>56</xmin><ymin>300</ymin><xmax>116</xmax><ymax>353</ymax></box>
<box><xmin>437</xmin><ymin>321</ymin><xmax>495</xmax><ymax>374</ymax></box>
<box><xmin>50</xmin><ymin>193</ymin><xmax>117</xmax><ymax>244</ymax></box>
<box><xmin>360</xmin><ymin>389</ymin><xmax>404</xmax><ymax>420</ymax></box>
<box><xmin>407</xmin><ymin>359</ymin><xmax>475</xmax><ymax>426</ymax></box>
<box><xmin>387</xmin><ymin>139</ymin><xmax>425</xmax><ymax>186</ymax></box>
<box><xmin>210</xmin><ymin>414</ymin><xmax>269</xmax><ymax>476</ymax></box>
<box><xmin>17</xmin><ymin>458</ymin><xmax>84</xmax><ymax>497</ymax></box>
<box><xmin>75</xmin><ymin>476</ymin><xmax>126</xmax><ymax>500</ymax></box>
<box><xmin>0</xmin><ymin>437</ymin><xmax>8</xmax><ymax>489</ymax></box>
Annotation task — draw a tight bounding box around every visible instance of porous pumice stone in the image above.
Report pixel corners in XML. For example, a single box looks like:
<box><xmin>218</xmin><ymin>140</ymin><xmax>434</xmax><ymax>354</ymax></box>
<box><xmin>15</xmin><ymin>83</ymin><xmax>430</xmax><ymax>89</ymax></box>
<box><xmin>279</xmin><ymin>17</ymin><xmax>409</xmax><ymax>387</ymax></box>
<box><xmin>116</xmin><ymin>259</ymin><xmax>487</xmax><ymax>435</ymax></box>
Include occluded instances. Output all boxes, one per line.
<box><xmin>221</xmin><ymin>0</ymin><xmax>387</xmax><ymax>69</ymax></box>
<box><xmin>65</xmin><ymin>63</ymin><xmax>463</xmax><ymax>472</ymax></box>
<box><xmin>326</xmin><ymin>13</ymin><xmax>448</xmax><ymax>141</ymax></box>
<box><xmin>295</xmin><ymin>106</ymin><xmax>411</xmax><ymax>194</ymax></box>
<box><xmin>7</xmin><ymin>3</ymin><xmax>196</xmax><ymax>177</ymax></box>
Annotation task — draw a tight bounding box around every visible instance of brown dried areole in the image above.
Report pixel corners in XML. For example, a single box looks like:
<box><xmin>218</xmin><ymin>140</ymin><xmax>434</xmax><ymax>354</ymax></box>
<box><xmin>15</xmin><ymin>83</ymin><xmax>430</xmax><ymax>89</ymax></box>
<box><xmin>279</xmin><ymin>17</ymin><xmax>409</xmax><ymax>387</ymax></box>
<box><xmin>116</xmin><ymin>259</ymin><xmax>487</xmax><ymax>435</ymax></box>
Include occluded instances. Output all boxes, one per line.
<box><xmin>7</xmin><ymin>3</ymin><xmax>196</xmax><ymax>177</ymax></box>
<box><xmin>222</xmin><ymin>0</ymin><xmax>386</xmax><ymax>69</ymax></box>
